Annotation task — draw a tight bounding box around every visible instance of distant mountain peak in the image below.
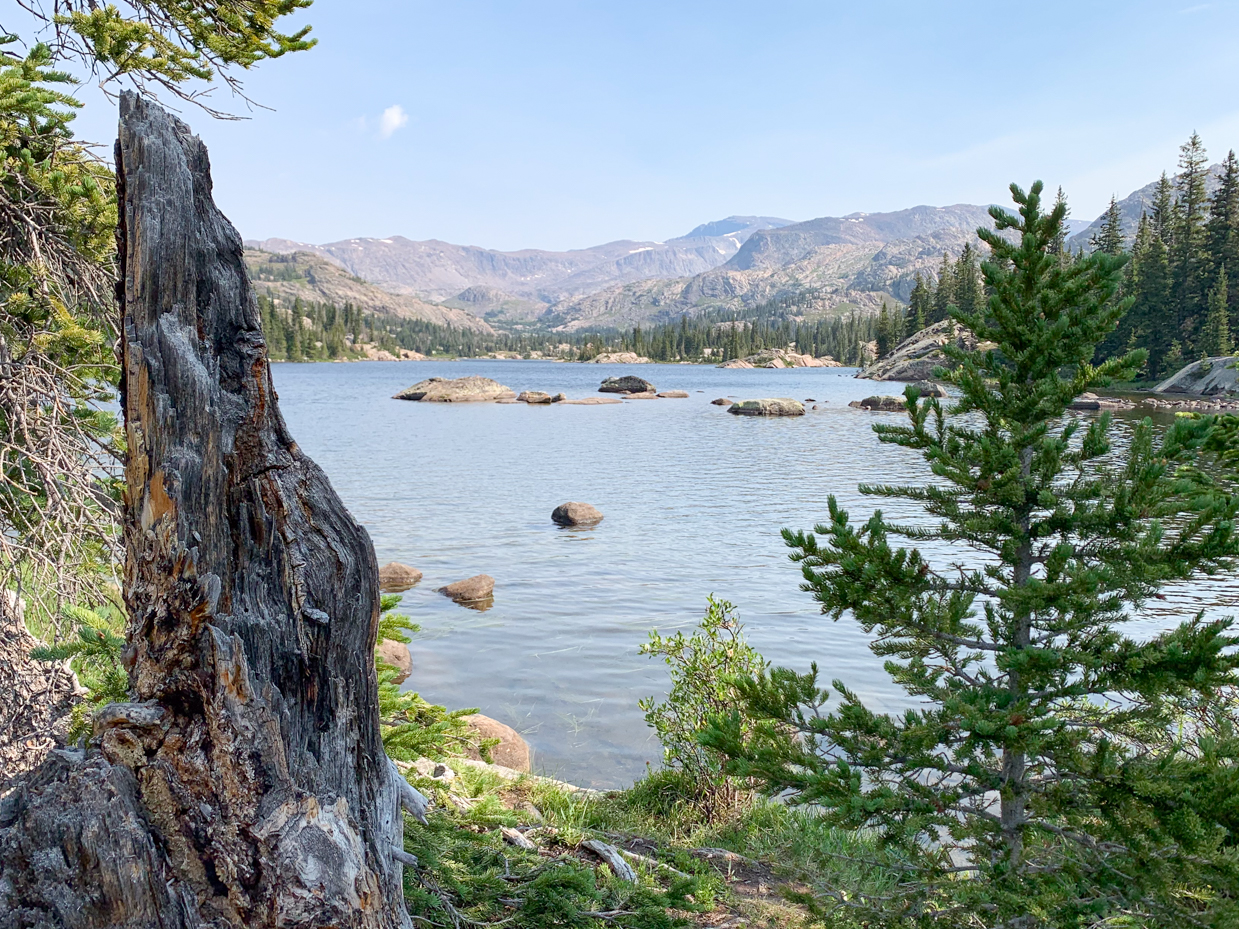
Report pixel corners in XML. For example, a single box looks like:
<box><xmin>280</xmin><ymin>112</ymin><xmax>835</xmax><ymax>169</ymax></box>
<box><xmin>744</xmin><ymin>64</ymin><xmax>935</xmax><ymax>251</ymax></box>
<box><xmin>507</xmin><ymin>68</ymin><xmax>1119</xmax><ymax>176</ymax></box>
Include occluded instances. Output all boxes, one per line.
<box><xmin>674</xmin><ymin>215</ymin><xmax>797</xmax><ymax>241</ymax></box>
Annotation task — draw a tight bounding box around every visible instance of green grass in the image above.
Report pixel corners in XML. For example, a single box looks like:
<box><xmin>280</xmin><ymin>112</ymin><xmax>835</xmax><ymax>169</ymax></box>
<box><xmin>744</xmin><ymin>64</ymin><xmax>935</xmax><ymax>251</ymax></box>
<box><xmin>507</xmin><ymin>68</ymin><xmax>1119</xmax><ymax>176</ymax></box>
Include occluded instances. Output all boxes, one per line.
<box><xmin>397</xmin><ymin>764</ymin><xmax>902</xmax><ymax>928</ymax></box>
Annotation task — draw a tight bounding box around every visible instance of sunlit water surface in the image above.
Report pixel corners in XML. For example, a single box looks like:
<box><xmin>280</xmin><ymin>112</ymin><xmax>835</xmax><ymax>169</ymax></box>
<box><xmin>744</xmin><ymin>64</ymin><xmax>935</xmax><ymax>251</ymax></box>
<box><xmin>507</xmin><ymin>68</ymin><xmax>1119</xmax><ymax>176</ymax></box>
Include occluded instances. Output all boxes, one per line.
<box><xmin>269</xmin><ymin>360</ymin><xmax>1237</xmax><ymax>788</ymax></box>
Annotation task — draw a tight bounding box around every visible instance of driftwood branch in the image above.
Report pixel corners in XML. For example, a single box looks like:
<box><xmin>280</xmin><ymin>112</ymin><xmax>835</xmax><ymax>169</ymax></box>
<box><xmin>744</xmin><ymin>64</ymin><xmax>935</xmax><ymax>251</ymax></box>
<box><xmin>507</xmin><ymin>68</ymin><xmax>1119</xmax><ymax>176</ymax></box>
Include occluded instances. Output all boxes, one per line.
<box><xmin>0</xmin><ymin>93</ymin><xmax>412</xmax><ymax>928</ymax></box>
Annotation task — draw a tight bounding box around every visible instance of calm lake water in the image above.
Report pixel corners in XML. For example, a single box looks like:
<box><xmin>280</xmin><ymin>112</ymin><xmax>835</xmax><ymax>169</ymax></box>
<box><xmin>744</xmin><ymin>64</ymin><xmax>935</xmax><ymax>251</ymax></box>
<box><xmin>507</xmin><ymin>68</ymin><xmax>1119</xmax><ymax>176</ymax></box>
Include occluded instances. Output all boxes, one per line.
<box><xmin>270</xmin><ymin>360</ymin><xmax>1236</xmax><ymax>788</ymax></box>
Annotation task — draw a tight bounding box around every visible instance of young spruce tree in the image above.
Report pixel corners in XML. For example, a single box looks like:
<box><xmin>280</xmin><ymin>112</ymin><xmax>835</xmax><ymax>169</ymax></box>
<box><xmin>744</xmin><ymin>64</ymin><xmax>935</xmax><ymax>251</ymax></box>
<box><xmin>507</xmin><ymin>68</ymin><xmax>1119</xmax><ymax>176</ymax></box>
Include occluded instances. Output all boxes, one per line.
<box><xmin>704</xmin><ymin>181</ymin><xmax>1239</xmax><ymax>927</ymax></box>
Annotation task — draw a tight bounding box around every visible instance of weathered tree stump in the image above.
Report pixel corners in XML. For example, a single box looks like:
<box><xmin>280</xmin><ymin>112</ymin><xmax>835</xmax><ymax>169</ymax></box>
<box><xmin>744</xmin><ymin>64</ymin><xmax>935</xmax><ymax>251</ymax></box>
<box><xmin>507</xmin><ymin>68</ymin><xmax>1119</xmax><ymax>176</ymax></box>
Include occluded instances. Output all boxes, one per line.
<box><xmin>0</xmin><ymin>94</ymin><xmax>421</xmax><ymax>928</ymax></box>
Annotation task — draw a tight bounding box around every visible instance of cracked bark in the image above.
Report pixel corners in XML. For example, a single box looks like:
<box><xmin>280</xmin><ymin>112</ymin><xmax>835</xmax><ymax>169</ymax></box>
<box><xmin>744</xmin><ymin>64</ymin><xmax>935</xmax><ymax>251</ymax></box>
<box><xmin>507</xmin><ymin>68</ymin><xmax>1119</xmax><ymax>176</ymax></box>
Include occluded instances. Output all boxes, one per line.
<box><xmin>0</xmin><ymin>94</ymin><xmax>413</xmax><ymax>929</ymax></box>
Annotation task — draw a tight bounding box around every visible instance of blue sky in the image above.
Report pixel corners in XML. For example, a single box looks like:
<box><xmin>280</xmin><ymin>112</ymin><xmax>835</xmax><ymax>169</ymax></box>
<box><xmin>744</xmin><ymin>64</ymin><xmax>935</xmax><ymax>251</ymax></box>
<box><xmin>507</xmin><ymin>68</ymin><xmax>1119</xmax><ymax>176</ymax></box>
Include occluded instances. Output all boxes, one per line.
<box><xmin>52</xmin><ymin>0</ymin><xmax>1239</xmax><ymax>250</ymax></box>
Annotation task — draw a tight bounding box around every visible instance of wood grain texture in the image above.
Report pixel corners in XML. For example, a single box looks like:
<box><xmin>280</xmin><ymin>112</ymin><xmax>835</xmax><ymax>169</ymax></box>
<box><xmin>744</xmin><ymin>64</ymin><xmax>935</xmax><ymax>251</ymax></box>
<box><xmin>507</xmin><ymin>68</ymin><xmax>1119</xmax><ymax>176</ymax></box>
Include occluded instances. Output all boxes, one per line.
<box><xmin>0</xmin><ymin>93</ymin><xmax>411</xmax><ymax>929</ymax></box>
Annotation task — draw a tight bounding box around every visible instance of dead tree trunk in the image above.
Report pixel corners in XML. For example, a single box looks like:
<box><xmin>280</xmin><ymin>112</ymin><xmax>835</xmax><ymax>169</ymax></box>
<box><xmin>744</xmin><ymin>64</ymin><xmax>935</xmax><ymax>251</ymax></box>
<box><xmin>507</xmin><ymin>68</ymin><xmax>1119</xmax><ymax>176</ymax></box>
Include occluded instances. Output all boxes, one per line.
<box><xmin>0</xmin><ymin>93</ymin><xmax>421</xmax><ymax>929</ymax></box>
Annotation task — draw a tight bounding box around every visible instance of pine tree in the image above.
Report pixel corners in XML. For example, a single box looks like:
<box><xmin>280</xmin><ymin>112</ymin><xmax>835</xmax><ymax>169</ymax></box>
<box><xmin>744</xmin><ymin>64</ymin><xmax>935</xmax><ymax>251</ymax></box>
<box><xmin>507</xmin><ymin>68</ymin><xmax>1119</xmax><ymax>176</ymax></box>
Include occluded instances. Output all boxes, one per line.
<box><xmin>705</xmin><ymin>181</ymin><xmax>1239</xmax><ymax>926</ymax></box>
<box><xmin>875</xmin><ymin>301</ymin><xmax>896</xmax><ymax>357</ymax></box>
<box><xmin>1172</xmin><ymin>132</ymin><xmax>1211</xmax><ymax>339</ymax></box>
<box><xmin>1151</xmin><ymin>172</ymin><xmax>1175</xmax><ymax>244</ymax></box>
<box><xmin>1090</xmin><ymin>194</ymin><xmax>1125</xmax><ymax>255</ymax></box>
<box><xmin>953</xmin><ymin>242</ymin><xmax>981</xmax><ymax>316</ymax></box>
<box><xmin>1049</xmin><ymin>185</ymin><xmax>1070</xmax><ymax>255</ymax></box>
<box><xmin>1128</xmin><ymin>213</ymin><xmax>1175</xmax><ymax>374</ymax></box>
<box><xmin>931</xmin><ymin>252</ymin><xmax>954</xmax><ymax>323</ymax></box>
<box><xmin>1204</xmin><ymin>264</ymin><xmax>1232</xmax><ymax>357</ymax></box>
<box><xmin>908</xmin><ymin>272</ymin><xmax>930</xmax><ymax>332</ymax></box>
<box><xmin>1206</xmin><ymin>150</ymin><xmax>1239</xmax><ymax>302</ymax></box>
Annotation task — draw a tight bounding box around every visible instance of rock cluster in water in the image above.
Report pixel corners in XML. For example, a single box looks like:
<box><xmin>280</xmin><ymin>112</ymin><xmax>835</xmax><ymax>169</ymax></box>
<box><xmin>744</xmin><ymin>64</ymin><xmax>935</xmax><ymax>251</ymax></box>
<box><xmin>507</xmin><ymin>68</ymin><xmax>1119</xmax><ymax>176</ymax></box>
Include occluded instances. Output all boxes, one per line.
<box><xmin>850</xmin><ymin>395</ymin><xmax>907</xmax><ymax>412</ymax></box>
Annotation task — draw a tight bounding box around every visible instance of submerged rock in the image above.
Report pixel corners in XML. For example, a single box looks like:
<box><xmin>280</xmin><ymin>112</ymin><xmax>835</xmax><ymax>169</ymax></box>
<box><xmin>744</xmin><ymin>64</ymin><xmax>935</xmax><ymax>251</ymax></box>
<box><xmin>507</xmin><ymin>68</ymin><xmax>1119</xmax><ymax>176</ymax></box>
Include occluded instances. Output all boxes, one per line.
<box><xmin>439</xmin><ymin>574</ymin><xmax>495</xmax><ymax>603</ymax></box>
<box><xmin>394</xmin><ymin>376</ymin><xmax>516</xmax><ymax>402</ymax></box>
<box><xmin>552</xmin><ymin>502</ymin><xmax>604</xmax><ymax>526</ymax></box>
<box><xmin>710</xmin><ymin>397</ymin><xmax>731</xmax><ymax>405</ymax></box>
<box><xmin>560</xmin><ymin>396</ymin><xmax>623</xmax><ymax>405</ymax></box>
<box><xmin>599</xmin><ymin>375</ymin><xmax>655</xmax><ymax>394</ymax></box>
<box><xmin>727</xmin><ymin>398</ymin><xmax>805</xmax><ymax>416</ymax></box>
<box><xmin>657</xmin><ymin>390</ymin><xmax>689</xmax><ymax>398</ymax></box>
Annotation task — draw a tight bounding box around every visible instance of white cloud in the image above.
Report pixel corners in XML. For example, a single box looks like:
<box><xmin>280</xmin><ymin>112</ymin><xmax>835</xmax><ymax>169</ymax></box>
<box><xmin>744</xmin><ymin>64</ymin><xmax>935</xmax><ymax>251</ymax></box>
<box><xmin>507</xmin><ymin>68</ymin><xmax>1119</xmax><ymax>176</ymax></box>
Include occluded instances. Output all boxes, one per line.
<box><xmin>378</xmin><ymin>104</ymin><xmax>408</xmax><ymax>139</ymax></box>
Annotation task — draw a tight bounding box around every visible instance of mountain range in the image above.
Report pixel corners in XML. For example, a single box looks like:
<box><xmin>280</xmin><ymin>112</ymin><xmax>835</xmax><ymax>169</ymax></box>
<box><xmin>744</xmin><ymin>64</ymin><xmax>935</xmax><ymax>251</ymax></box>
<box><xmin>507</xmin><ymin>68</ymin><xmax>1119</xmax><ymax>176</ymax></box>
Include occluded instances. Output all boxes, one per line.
<box><xmin>245</xmin><ymin>170</ymin><xmax>1207</xmax><ymax>333</ymax></box>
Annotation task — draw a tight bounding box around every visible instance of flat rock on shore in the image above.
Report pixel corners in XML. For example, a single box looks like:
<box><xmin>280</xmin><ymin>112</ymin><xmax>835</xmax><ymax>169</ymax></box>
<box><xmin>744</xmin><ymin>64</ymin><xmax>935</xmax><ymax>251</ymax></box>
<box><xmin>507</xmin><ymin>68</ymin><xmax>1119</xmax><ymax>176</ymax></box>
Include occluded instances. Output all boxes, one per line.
<box><xmin>394</xmin><ymin>376</ymin><xmax>515</xmax><ymax>402</ymax></box>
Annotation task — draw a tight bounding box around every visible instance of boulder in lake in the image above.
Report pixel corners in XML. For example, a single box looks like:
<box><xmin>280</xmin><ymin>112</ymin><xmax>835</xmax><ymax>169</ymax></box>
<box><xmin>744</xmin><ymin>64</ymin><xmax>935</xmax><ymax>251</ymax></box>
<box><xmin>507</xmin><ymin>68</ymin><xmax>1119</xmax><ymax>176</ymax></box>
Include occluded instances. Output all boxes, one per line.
<box><xmin>552</xmin><ymin>502</ymin><xmax>604</xmax><ymax>526</ymax></box>
<box><xmin>517</xmin><ymin>390</ymin><xmax>553</xmax><ymax>404</ymax></box>
<box><xmin>728</xmin><ymin>398</ymin><xmax>805</xmax><ymax>416</ymax></box>
<box><xmin>394</xmin><ymin>376</ymin><xmax>516</xmax><ymax>402</ymax></box>
<box><xmin>460</xmin><ymin>714</ymin><xmax>531</xmax><ymax>772</ymax></box>
<box><xmin>379</xmin><ymin>561</ymin><xmax>423</xmax><ymax>592</ymax></box>
<box><xmin>599</xmin><ymin>375</ymin><xmax>655</xmax><ymax>394</ymax></box>
<box><xmin>657</xmin><ymin>390</ymin><xmax>689</xmax><ymax>398</ymax></box>
<box><xmin>710</xmin><ymin>397</ymin><xmax>730</xmax><ymax>405</ymax></box>
<box><xmin>849</xmin><ymin>395</ymin><xmax>907</xmax><ymax>412</ymax></box>
<box><xmin>551</xmin><ymin>392</ymin><xmax>567</xmax><ymax>402</ymax></box>
<box><xmin>1069</xmin><ymin>391</ymin><xmax>1136</xmax><ymax>411</ymax></box>
<box><xmin>376</xmin><ymin>639</ymin><xmax>413</xmax><ymax>684</ymax></box>
<box><xmin>439</xmin><ymin>574</ymin><xmax>495</xmax><ymax>603</ymax></box>
<box><xmin>910</xmin><ymin>381</ymin><xmax>949</xmax><ymax>398</ymax></box>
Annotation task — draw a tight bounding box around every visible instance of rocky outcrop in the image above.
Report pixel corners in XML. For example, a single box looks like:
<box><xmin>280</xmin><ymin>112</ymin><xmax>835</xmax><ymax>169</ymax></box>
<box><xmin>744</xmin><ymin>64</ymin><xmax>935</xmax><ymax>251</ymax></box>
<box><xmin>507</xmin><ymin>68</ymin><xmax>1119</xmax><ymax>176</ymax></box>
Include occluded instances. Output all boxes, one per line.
<box><xmin>439</xmin><ymin>574</ymin><xmax>495</xmax><ymax>604</ymax></box>
<box><xmin>552</xmin><ymin>502</ymin><xmax>604</xmax><ymax>526</ymax></box>
<box><xmin>716</xmin><ymin>349</ymin><xmax>842</xmax><ymax>369</ymax></box>
<box><xmin>850</xmin><ymin>395</ymin><xmax>907</xmax><ymax>412</ymax></box>
<box><xmin>727</xmin><ymin>398</ymin><xmax>805</xmax><ymax>416</ymax></box>
<box><xmin>587</xmin><ymin>352</ymin><xmax>652</xmax><ymax>364</ymax></box>
<box><xmin>1153</xmin><ymin>356</ymin><xmax>1239</xmax><ymax>396</ymax></box>
<box><xmin>394</xmin><ymin>376</ymin><xmax>516</xmax><ymax>402</ymax></box>
<box><xmin>858</xmin><ymin>320</ymin><xmax>987</xmax><ymax>381</ymax></box>
<box><xmin>599</xmin><ymin>376</ymin><xmax>655</xmax><ymax>394</ymax></box>
<box><xmin>517</xmin><ymin>390</ymin><xmax>553</xmax><ymax>404</ymax></box>
<box><xmin>460</xmin><ymin>715</ymin><xmax>531</xmax><ymax>773</ymax></box>
<box><xmin>376</xmin><ymin>639</ymin><xmax>413</xmax><ymax>684</ymax></box>
<box><xmin>379</xmin><ymin>562</ymin><xmax>423</xmax><ymax>592</ymax></box>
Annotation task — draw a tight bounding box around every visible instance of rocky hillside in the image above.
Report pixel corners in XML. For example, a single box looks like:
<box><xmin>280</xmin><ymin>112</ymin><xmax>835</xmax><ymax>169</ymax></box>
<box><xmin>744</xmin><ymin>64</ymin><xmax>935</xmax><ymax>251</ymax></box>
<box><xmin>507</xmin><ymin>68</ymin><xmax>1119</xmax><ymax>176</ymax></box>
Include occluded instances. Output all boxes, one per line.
<box><xmin>545</xmin><ymin>206</ymin><xmax>997</xmax><ymax>330</ymax></box>
<box><xmin>244</xmin><ymin>249</ymin><xmax>495</xmax><ymax>333</ymax></box>
<box><xmin>246</xmin><ymin>215</ymin><xmax>794</xmax><ymax>307</ymax></box>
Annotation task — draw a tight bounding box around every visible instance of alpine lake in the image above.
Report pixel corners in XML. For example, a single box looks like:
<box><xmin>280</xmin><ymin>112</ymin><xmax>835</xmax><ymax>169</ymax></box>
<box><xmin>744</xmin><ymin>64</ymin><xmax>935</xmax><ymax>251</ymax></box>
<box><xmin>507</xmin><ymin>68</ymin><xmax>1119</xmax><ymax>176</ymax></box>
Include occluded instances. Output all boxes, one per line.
<box><xmin>270</xmin><ymin>360</ymin><xmax>1237</xmax><ymax>788</ymax></box>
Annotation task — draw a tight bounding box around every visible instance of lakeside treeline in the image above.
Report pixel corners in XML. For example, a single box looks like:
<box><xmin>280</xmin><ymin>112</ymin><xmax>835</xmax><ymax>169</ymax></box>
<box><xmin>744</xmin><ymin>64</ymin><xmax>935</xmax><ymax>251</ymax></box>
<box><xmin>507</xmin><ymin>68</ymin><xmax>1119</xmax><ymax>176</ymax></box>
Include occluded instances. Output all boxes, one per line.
<box><xmin>259</xmin><ymin>290</ymin><xmax>888</xmax><ymax>364</ymax></box>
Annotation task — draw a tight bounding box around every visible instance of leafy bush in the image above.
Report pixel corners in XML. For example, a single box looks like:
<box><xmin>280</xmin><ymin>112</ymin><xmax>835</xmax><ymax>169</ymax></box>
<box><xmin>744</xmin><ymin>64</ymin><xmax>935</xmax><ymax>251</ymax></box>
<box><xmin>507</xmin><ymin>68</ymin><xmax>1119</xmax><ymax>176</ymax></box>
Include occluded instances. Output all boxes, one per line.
<box><xmin>640</xmin><ymin>597</ymin><xmax>766</xmax><ymax>820</ymax></box>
